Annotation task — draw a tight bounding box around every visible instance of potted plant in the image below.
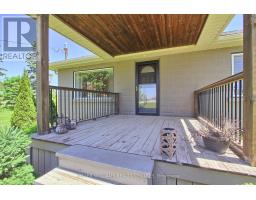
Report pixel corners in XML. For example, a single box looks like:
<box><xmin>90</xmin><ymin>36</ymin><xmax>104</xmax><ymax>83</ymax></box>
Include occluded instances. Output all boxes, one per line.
<box><xmin>198</xmin><ymin>120</ymin><xmax>240</xmax><ymax>154</ymax></box>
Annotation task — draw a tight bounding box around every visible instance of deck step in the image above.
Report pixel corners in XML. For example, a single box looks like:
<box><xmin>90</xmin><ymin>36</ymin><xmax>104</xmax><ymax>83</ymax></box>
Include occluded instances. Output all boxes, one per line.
<box><xmin>34</xmin><ymin>168</ymin><xmax>113</xmax><ymax>185</ymax></box>
<box><xmin>56</xmin><ymin>145</ymin><xmax>154</xmax><ymax>185</ymax></box>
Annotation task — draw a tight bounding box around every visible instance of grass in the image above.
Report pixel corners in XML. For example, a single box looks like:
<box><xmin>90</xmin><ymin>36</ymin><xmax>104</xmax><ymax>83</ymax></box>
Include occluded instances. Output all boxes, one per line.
<box><xmin>139</xmin><ymin>102</ymin><xmax>156</xmax><ymax>109</ymax></box>
<box><xmin>0</xmin><ymin>108</ymin><xmax>37</xmax><ymax>135</ymax></box>
<box><xmin>0</xmin><ymin>108</ymin><xmax>13</xmax><ymax>127</ymax></box>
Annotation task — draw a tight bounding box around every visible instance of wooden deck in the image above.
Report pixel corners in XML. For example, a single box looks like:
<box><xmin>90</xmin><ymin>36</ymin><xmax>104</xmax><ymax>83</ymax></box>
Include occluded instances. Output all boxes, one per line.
<box><xmin>32</xmin><ymin>115</ymin><xmax>256</xmax><ymax>177</ymax></box>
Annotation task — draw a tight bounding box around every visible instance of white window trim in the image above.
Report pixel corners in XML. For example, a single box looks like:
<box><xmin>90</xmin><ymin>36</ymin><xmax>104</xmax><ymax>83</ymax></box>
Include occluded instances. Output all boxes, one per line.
<box><xmin>231</xmin><ymin>53</ymin><xmax>243</xmax><ymax>75</ymax></box>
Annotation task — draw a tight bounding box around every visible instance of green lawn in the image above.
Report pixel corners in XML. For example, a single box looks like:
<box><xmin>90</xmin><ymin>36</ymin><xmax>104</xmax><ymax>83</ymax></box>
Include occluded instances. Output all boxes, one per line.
<box><xmin>0</xmin><ymin>109</ymin><xmax>13</xmax><ymax>127</ymax></box>
<box><xmin>139</xmin><ymin>102</ymin><xmax>156</xmax><ymax>109</ymax></box>
<box><xmin>0</xmin><ymin>108</ymin><xmax>37</xmax><ymax>134</ymax></box>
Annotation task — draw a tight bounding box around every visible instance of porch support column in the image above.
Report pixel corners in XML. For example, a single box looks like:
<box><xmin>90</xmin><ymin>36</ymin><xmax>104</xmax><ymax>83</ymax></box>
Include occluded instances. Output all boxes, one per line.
<box><xmin>36</xmin><ymin>14</ymin><xmax>49</xmax><ymax>134</ymax></box>
<box><xmin>243</xmin><ymin>14</ymin><xmax>256</xmax><ymax>166</ymax></box>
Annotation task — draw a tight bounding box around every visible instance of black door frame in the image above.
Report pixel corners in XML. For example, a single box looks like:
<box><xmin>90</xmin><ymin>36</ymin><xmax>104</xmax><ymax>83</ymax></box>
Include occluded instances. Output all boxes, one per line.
<box><xmin>135</xmin><ymin>60</ymin><xmax>160</xmax><ymax>116</ymax></box>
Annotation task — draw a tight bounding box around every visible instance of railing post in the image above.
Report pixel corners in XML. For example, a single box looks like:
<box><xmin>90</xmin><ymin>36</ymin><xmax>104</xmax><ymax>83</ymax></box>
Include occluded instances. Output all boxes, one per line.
<box><xmin>116</xmin><ymin>94</ymin><xmax>120</xmax><ymax>114</ymax></box>
<box><xmin>36</xmin><ymin>14</ymin><xmax>49</xmax><ymax>134</ymax></box>
<box><xmin>243</xmin><ymin>14</ymin><xmax>256</xmax><ymax>166</ymax></box>
<box><xmin>194</xmin><ymin>91</ymin><xmax>199</xmax><ymax>118</ymax></box>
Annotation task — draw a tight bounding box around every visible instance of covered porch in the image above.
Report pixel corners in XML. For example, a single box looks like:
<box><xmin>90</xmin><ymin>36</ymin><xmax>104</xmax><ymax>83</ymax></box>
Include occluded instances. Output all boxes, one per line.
<box><xmin>32</xmin><ymin>14</ymin><xmax>256</xmax><ymax>184</ymax></box>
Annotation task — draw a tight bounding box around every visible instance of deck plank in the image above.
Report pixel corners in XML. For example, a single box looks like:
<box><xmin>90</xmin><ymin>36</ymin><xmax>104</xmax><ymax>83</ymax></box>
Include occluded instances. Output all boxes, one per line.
<box><xmin>107</xmin><ymin>116</ymin><xmax>156</xmax><ymax>153</ymax></box>
<box><xmin>77</xmin><ymin>115</ymin><xmax>145</xmax><ymax>148</ymax></box>
<box><xmin>92</xmin><ymin>117</ymin><xmax>145</xmax><ymax>150</ymax></box>
<box><xmin>92</xmin><ymin>116</ymin><xmax>145</xmax><ymax>149</ymax></box>
<box><xmin>32</xmin><ymin>115</ymin><xmax>256</xmax><ymax>177</ymax></box>
<box><xmin>33</xmin><ymin>116</ymin><xmax>117</xmax><ymax>142</ymax></box>
<box><xmin>59</xmin><ymin>116</ymin><xmax>124</xmax><ymax>144</ymax></box>
<box><xmin>117</xmin><ymin>116</ymin><xmax>158</xmax><ymax>153</ymax></box>
<box><xmin>129</xmin><ymin>117</ymin><xmax>165</xmax><ymax>155</ymax></box>
<box><xmin>69</xmin><ymin>116</ymin><xmax>124</xmax><ymax>145</ymax></box>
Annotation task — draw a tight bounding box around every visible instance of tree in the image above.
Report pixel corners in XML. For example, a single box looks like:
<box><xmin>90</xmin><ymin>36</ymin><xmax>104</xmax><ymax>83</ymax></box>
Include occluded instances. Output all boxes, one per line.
<box><xmin>0</xmin><ymin>58</ymin><xmax>6</xmax><ymax>77</ymax></box>
<box><xmin>11</xmin><ymin>72</ymin><xmax>36</xmax><ymax>130</ymax></box>
<box><xmin>25</xmin><ymin>43</ymin><xmax>37</xmax><ymax>93</ymax></box>
<box><xmin>0</xmin><ymin>76</ymin><xmax>20</xmax><ymax>109</ymax></box>
<box><xmin>25</xmin><ymin>42</ymin><xmax>54</xmax><ymax>106</ymax></box>
<box><xmin>80</xmin><ymin>69</ymin><xmax>113</xmax><ymax>92</ymax></box>
<box><xmin>49</xmin><ymin>89</ymin><xmax>57</xmax><ymax>127</ymax></box>
<box><xmin>0</xmin><ymin>68</ymin><xmax>6</xmax><ymax>77</ymax></box>
<box><xmin>0</xmin><ymin>58</ymin><xmax>6</xmax><ymax>92</ymax></box>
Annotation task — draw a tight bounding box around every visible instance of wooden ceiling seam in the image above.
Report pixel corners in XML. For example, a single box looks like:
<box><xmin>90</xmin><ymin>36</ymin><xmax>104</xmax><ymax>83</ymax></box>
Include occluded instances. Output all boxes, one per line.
<box><xmin>54</xmin><ymin>14</ymin><xmax>208</xmax><ymax>56</ymax></box>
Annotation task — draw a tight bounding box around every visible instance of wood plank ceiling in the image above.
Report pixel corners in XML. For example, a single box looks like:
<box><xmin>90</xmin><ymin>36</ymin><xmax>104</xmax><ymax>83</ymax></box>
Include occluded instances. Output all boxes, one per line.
<box><xmin>55</xmin><ymin>14</ymin><xmax>208</xmax><ymax>56</ymax></box>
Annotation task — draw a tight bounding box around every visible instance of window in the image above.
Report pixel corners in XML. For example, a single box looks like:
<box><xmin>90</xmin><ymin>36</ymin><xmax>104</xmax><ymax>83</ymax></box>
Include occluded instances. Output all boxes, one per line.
<box><xmin>74</xmin><ymin>68</ymin><xmax>113</xmax><ymax>92</ymax></box>
<box><xmin>231</xmin><ymin>53</ymin><xmax>243</xmax><ymax>98</ymax></box>
<box><xmin>232</xmin><ymin>53</ymin><xmax>243</xmax><ymax>75</ymax></box>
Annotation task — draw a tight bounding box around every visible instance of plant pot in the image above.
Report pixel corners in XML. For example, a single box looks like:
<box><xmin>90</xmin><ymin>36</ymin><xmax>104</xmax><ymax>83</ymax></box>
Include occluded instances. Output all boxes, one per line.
<box><xmin>202</xmin><ymin>136</ymin><xmax>231</xmax><ymax>154</ymax></box>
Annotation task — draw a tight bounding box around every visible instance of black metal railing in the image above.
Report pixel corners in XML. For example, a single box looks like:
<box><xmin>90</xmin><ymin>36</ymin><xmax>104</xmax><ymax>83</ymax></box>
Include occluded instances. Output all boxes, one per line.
<box><xmin>49</xmin><ymin>86</ymin><xmax>119</xmax><ymax>129</ymax></box>
<box><xmin>195</xmin><ymin>72</ymin><xmax>244</xmax><ymax>146</ymax></box>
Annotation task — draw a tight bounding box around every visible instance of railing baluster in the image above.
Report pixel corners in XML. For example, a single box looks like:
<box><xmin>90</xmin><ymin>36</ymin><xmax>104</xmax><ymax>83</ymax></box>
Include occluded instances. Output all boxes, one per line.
<box><xmin>75</xmin><ymin>90</ymin><xmax>78</xmax><ymax>122</ymax></box>
<box><xmin>231</xmin><ymin>82</ymin><xmax>234</xmax><ymax>123</ymax></box>
<box><xmin>93</xmin><ymin>92</ymin><xmax>96</xmax><ymax>119</ymax></box>
<box><xmin>195</xmin><ymin>72</ymin><xmax>243</xmax><ymax>147</ymax></box>
<box><xmin>71</xmin><ymin>90</ymin><xmax>73</xmax><ymax>121</ymax></box>
<box><xmin>234</xmin><ymin>81</ymin><xmax>238</xmax><ymax>141</ymax></box>
<box><xmin>239</xmin><ymin>79</ymin><xmax>242</xmax><ymax>145</ymax></box>
<box><xmin>49</xmin><ymin>88</ymin><xmax>53</xmax><ymax>129</ymax></box>
<box><xmin>224</xmin><ymin>84</ymin><xmax>227</xmax><ymax>121</ymax></box>
<box><xmin>211</xmin><ymin>88</ymin><xmax>213</xmax><ymax>126</ymax></box>
<box><xmin>48</xmin><ymin>86</ymin><xmax>119</xmax><ymax>130</ymax></box>
<box><xmin>87</xmin><ymin>91</ymin><xmax>90</xmax><ymax>120</ymax></box>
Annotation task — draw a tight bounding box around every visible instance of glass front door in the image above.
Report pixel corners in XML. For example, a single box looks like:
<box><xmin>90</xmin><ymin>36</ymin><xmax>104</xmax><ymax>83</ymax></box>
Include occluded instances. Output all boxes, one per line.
<box><xmin>136</xmin><ymin>61</ymin><xmax>159</xmax><ymax>115</ymax></box>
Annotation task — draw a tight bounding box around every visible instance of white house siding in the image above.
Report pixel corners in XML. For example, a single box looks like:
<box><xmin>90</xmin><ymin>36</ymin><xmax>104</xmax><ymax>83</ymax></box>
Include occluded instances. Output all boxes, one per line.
<box><xmin>58</xmin><ymin>46</ymin><xmax>242</xmax><ymax>117</ymax></box>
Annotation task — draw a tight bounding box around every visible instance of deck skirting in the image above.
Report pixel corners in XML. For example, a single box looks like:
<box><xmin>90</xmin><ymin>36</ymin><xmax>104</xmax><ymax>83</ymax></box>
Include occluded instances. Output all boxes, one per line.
<box><xmin>31</xmin><ymin>138</ymin><xmax>256</xmax><ymax>185</ymax></box>
<box><xmin>153</xmin><ymin>161</ymin><xmax>256</xmax><ymax>185</ymax></box>
<box><xmin>31</xmin><ymin>140</ymin><xmax>67</xmax><ymax>176</ymax></box>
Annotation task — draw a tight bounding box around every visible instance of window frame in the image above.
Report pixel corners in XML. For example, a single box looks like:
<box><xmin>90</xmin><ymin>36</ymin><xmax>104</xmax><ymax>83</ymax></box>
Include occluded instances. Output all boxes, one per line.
<box><xmin>231</xmin><ymin>52</ymin><xmax>243</xmax><ymax>75</ymax></box>
<box><xmin>73</xmin><ymin>67</ymin><xmax>114</xmax><ymax>92</ymax></box>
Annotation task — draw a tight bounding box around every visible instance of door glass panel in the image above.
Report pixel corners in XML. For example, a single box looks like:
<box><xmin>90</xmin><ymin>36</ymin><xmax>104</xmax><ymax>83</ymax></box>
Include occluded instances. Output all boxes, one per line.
<box><xmin>138</xmin><ymin>84</ymin><xmax>157</xmax><ymax>114</ymax></box>
<box><xmin>139</xmin><ymin>65</ymin><xmax>156</xmax><ymax>84</ymax></box>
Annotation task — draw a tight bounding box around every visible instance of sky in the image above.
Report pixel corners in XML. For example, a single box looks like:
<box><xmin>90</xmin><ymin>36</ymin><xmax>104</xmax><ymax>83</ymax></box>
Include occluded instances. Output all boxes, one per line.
<box><xmin>0</xmin><ymin>14</ymin><xmax>95</xmax><ymax>85</ymax></box>
<box><xmin>224</xmin><ymin>14</ymin><xmax>243</xmax><ymax>32</ymax></box>
<box><xmin>0</xmin><ymin>14</ymin><xmax>243</xmax><ymax>86</ymax></box>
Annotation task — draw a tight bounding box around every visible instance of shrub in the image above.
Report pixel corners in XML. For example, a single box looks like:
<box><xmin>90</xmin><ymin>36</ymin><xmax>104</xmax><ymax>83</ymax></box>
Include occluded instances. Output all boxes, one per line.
<box><xmin>0</xmin><ymin>126</ymin><xmax>35</xmax><ymax>185</ymax></box>
<box><xmin>23</xmin><ymin>122</ymin><xmax>37</xmax><ymax>135</ymax></box>
<box><xmin>0</xmin><ymin>76</ymin><xmax>20</xmax><ymax>110</ymax></box>
<box><xmin>49</xmin><ymin>98</ymin><xmax>57</xmax><ymax>126</ymax></box>
<box><xmin>10</xmin><ymin>72</ymin><xmax>36</xmax><ymax>130</ymax></box>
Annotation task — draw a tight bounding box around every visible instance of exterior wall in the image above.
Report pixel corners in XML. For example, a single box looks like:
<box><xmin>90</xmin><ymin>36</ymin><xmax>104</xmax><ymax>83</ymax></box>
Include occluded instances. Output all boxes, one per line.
<box><xmin>114</xmin><ymin>60</ymin><xmax>135</xmax><ymax>115</ymax></box>
<box><xmin>159</xmin><ymin>47</ymin><xmax>241</xmax><ymax>116</ymax></box>
<box><xmin>58</xmin><ymin>47</ymin><xmax>242</xmax><ymax>117</ymax></box>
